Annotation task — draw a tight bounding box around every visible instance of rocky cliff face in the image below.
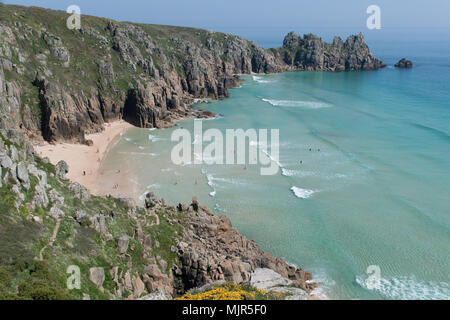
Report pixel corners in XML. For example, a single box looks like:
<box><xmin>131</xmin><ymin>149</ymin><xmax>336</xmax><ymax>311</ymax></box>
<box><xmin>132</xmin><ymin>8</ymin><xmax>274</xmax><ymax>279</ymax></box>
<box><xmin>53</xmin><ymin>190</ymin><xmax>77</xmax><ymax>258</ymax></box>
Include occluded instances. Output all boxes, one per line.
<box><xmin>175</xmin><ymin>198</ymin><xmax>316</xmax><ymax>294</ymax></box>
<box><xmin>0</xmin><ymin>5</ymin><xmax>285</xmax><ymax>143</ymax></box>
<box><xmin>275</xmin><ymin>31</ymin><xmax>386</xmax><ymax>71</ymax></box>
<box><xmin>0</xmin><ymin>5</ymin><xmax>384</xmax><ymax>144</ymax></box>
<box><xmin>0</xmin><ymin>129</ymin><xmax>316</xmax><ymax>300</ymax></box>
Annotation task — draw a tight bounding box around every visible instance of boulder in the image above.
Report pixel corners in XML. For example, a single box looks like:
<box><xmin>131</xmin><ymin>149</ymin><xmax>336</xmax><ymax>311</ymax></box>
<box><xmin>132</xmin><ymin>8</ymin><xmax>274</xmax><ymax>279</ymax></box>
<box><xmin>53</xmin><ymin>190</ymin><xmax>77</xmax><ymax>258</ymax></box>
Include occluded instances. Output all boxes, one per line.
<box><xmin>68</xmin><ymin>182</ymin><xmax>91</xmax><ymax>203</ymax></box>
<box><xmin>144</xmin><ymin>235</ymin><xmax>152</xmax><ymax>249</ymax></box>
<box><xmin>250</xmin><ymin>268</ymin><xmax>292</xmax><ymax>290</ymax></box>
<box><xmin>91</xmin><ymin>214</ymin><xmax>106</xmax><ymax>234</ymax></box>
<box><xmin>133</xmin><ymin>276</ymin><xmax>146</xmax><ymax>297</ymax></box>
<box><xmin>49</xmin><ymin>206</ymin><xmax>65</xmax><ymax>219</ymax></box>
<box><xmin>16</xmin><ymin>162</ymin><xmax>29</xmax><ymax>187</ymax></box>
<box><xmin>89</xmin><ymin>267</ymin><xmax>105</xmax><ymax>291</ymax></box>
<box><xmin>55</xmin><ymin>160</ymin><xmax>69</xmax><ymax>179</ymax></box>
<box><xmin>119</xmin><ymin>197</ymin><xmax>136</xmax><ymax>209</ymax></box>
<box><xmin>177</xmin><ymin>203</ymin><xmax>188</xmax><ymax>212</ymax></box>
<box><xmin>49</xmin><ymin>189</ymin><xmax>64</xmax><ymax>206</ymax></box>
<box><xmin>191</xmin><ymin>197</ymin><xmax>199</xmax><ymax>212</ymax></box>
<box><xmin>138</xmin><ymin>290</ymin><xmax>169</xmax><ymax>300</ymax></box>
<box><xmin>0</xmin><ymin>153</ymin><xmax>13</xmax><ymax>169</ymax></box>
<box><xmin>117</xmin><ymin>236</ymin><xmax>130</xmax><ymax>254</ymax></box>
<box><xmin>145</xmin><ymin>192</ymin><xmax>158</xmax><ymax>209</ymax></box>
<box><xmin>75</xmin><ymin>210</ymin><xmax>89</xmax><ymax>223</ymax></box>
<box><xmin>395</xmin><ymin>58</ymin><xmax>413</xmax><ymax>69</ymax></box>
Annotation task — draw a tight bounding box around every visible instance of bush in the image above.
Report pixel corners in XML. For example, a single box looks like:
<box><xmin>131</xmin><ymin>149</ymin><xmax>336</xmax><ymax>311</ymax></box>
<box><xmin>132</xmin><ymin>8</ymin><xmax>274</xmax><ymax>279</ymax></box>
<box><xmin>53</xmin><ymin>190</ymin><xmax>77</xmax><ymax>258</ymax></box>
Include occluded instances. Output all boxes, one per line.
<box><xmin>18</xmin><ymin>280</ymin><xmax>73</xmax><ymax>300</ymax></box>
<box><xmin>0</xmin><ymin>267</ymin><xmax>12</xmax><ymax>288</ymax></box>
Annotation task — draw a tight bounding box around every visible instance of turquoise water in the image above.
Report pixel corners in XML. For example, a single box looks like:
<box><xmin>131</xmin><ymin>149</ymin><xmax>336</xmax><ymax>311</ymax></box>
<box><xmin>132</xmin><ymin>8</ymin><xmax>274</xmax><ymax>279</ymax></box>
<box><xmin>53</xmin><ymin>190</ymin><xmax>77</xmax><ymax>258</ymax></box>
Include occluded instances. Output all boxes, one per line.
<box><xmin>101</xmin><ymin>32</ymin><xmax>450</xmax><ymax>299</ymax></box>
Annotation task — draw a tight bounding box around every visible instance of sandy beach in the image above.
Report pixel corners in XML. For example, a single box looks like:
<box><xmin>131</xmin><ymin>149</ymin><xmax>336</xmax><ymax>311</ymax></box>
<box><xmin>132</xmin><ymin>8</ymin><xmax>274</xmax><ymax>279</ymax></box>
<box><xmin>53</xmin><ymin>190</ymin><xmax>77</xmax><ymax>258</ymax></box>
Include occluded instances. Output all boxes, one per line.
<box><xmin>34</xmin><ymin>120</ymin><xmax>134</xmax><ymax>197</ymax></box>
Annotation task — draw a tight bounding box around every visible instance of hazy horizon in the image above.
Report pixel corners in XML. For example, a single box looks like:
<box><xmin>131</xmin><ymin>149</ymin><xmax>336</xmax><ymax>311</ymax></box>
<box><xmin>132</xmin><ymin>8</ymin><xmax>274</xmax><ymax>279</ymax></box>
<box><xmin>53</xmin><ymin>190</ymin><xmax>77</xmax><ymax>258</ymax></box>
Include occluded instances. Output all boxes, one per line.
<box><xmin>3</xmin><ymin>0</ymin><xmax>450</xmax><ymax>30</ymax></box>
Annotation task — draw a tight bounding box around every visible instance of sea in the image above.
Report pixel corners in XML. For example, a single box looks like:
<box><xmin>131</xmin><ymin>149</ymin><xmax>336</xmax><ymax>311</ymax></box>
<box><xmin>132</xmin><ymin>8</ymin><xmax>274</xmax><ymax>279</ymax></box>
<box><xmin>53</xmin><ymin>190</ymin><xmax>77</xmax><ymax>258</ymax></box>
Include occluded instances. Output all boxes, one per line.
<box><xmin>100</xmin><ymin>27</ymin><xmax>450</xmax><ymax>299</ymax></box>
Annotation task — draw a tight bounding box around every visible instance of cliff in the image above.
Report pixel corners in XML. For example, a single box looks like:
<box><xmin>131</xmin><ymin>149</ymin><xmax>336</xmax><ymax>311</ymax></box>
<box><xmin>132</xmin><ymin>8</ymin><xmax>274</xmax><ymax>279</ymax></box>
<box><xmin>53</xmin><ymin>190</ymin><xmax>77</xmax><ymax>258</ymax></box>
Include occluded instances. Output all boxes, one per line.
<box><xmin>0</xmin><ymin>129</ymin><xmax>315</xmax><ymax>300</ymax></box>
<box><xmin>0</xmin><ymin>4</ymin><xmax>385</xmax><ymax>300</ymax></box>
<box><xmin>0</xmin><ymin>4</ymin><xmax>384</xmax><ymax>144</ymax></box>
<box><xmin>273</xmin><ymin>31</ymin><xmax>386</xmax><ymax>71</ymax></box>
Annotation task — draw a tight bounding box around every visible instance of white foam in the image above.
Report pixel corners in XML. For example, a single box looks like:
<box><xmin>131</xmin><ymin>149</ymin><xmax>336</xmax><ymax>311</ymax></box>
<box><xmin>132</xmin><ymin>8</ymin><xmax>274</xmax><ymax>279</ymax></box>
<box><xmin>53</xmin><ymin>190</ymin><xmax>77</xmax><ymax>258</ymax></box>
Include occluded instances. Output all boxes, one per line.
<box><xmin>356</xmin><ymin>275</ymin><xmax>450</xmax><ymax>300</ymax></box>
<box><xmin>281</xmin><ymin>168</ymin><xmax>299</xmax><ymax>177</ymax></box>
<box><xmin>253</xmin><ymin>75</ymin><xmax>275</xmax><ymax>83</ymax></box>
<box><xmin>118</xmin><ymin>152</ymin><xmax>159</xmax><ymax>156</ymax></box>
<box><xmin>138</xmin><ymin>185</ymin><xmax>160</xmax><ymax>201</ymax></box>
<box><xmin>213</xmin><ymin>203</ymin><xmax>226</xmax><ymax>213</ymax></box>
<box><xmin>138</xmin><ymin>191</ymin><xmax>149</xmax><ymax>201</ymax></box>
<box><xmin>308</xmin><ymin>269</ymin><xmax>335</xmax><ymax>300</ymax></box>
<box><xmin>210</xmin><ymin>176</ymin><xmax>248</xmax><ymax>186</ymax></box>
<box><xmin>262</xmin><ymin>98</ymin><xmax>331</xmax><ymax>109</ymax></box>
<box><xmin>138</xmin><ymin>146</ymin><xmax>145</xmax><ymax>150</ymax></box>
<box><xmin>291</xmin><ymin>186</ymin><xmax>316</xmax><ymax>199</ymax></box>
<box><xmin>261</xmin><ymin>149</ymin><xmax>283</xmax><ymax>171</ymax></box>
<box><xmin>205</xmin><ymin>172</ymin><xmax>217</xmax><ymax>197</ymax></box>
<box><xmin>148</xmin><ymin>134</ymin><xmax>166</xmax><ymax>142</ymax></box>
<box><xmin>206</xmin><ymin>174</ymin><xmax>215</xmax><ymax>187</ymax></box>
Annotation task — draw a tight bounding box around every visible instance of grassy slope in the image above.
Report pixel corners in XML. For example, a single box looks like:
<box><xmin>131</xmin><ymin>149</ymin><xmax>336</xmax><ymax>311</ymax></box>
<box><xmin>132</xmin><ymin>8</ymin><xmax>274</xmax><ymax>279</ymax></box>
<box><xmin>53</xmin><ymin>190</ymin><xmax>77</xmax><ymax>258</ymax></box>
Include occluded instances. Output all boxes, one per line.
<box><xmin>0</xmin><ymin>132</ymin><xmax>186</xmax><ymax>299</ymax></box>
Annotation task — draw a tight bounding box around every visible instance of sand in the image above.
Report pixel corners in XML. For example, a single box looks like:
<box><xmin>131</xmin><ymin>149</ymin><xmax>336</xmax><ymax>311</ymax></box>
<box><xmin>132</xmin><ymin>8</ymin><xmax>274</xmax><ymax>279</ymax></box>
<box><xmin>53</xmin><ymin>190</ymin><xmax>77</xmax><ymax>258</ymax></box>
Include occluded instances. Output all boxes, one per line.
<box><xmin>34</xmin><ymin>120</ymin><xmax>134</xmax><ymax>196</ymax></box>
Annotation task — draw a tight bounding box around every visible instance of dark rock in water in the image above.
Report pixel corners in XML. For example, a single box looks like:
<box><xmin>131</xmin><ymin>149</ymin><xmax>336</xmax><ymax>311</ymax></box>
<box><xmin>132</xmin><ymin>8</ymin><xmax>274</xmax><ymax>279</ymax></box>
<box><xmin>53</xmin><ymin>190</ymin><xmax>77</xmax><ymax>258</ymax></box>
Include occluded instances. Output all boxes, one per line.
<box><xmin>276</xmin><ymin>31</ymin><xmax>386</xmax><ymax>71</ymax></box>
<box><xmin>395</xmin><ymin>58</ymin><xmax>413</xmax><ymax>69</ymax></box>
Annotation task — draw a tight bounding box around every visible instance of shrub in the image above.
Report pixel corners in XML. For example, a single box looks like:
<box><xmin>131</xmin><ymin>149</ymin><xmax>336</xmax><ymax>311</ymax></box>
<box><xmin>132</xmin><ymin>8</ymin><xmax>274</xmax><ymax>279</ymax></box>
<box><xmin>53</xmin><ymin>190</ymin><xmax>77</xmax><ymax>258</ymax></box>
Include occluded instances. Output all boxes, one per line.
<box><xmin>18</xmin><ymin>280</ymin><xmax>73</xmax><ymax>300</ymax></box>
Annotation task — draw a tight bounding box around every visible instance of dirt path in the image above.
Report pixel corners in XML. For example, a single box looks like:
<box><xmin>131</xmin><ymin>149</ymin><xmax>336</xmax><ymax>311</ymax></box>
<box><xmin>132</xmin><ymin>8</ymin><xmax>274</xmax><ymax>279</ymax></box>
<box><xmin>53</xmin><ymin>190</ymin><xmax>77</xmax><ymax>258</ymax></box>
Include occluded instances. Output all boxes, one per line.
<box><xmin>39</xmin><ymin>218</ymin><xmax>61</xmax><ymax>261</ymax></box>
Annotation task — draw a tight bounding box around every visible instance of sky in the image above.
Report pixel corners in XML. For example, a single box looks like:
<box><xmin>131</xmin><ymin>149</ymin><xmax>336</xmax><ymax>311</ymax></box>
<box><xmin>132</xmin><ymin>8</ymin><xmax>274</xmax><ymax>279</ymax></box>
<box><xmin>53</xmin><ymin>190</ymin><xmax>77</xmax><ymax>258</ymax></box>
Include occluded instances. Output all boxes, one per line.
<box><xmin>3</xmin><ymin>0</ymin><xmax>450</xmax><ymax>29</ymax></box>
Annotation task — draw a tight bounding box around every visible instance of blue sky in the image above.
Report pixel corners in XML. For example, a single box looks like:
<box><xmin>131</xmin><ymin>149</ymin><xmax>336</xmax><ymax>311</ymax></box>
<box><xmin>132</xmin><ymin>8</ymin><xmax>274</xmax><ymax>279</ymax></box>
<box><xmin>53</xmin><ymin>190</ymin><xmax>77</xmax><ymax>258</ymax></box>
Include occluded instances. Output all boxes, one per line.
<box><xmin>3</xmin><ymin>0</ymin><xmax>450</xmax><ymax>29</ymax></box>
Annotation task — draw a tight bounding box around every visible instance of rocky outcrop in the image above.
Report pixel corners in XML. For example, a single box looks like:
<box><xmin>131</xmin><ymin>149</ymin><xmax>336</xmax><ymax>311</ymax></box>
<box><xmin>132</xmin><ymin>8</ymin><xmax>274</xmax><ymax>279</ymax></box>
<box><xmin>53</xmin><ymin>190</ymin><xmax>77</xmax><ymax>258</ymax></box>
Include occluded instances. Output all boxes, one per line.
<box><xmin>174</xmin><ymin>198</ymin><xmax>316</xmax><ymax>295</ymax></box>
<box><xmin>0</xmin><ymin>127</ymin><xmax>316</xmax><ymax>300</ymax></box>
<box><xmin>89</xmin><ymin>267</ymin><xmax>106</xmax><ymax>292</ymax></box>
<box><xmin>395</xmin><ymin>58</ymin><xmax>413</xmax><ymax>69</ymax></box>
<box><xmin>0</xmin><ymin>5</ymin><xmax>384</xmax><ymax>144</ymax></box>
<box><xmin>276</xmin><ymin>31</ymin><xmax>386</xmax><ymax>71</ymax></box>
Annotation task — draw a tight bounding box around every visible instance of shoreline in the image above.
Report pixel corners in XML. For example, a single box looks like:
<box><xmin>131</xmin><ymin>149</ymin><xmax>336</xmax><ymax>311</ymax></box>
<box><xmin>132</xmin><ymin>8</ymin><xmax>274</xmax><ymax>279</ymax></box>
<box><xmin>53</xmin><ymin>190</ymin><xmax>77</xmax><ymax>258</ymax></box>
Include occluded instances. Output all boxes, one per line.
<box><xmin>34</xmin><ymin>120</ymin><xmax>134</xmax><ymax>196</ymax></box>
<box><xmin>32</xmin><ymin>91</ymin><xmax>324</xmax><ymax>300</ymax></box>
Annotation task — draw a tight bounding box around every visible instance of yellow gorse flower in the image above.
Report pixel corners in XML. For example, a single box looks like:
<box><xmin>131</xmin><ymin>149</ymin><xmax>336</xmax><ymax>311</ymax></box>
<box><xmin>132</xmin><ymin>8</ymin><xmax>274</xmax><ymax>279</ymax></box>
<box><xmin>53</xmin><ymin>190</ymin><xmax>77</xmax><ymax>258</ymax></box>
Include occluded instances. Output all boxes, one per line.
<box><xmin>175</xmin><ymin>283</ymin><xmax>269</xmax><ymax>301</ymax></box>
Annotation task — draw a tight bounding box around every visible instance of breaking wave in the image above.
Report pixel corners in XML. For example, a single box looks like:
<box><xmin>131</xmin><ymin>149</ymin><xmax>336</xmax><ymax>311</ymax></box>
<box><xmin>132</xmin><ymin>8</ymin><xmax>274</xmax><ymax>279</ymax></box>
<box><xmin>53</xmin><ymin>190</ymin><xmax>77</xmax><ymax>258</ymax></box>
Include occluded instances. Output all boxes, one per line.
<box><xmin>148</xmin><ymin>134</ymin><xmax>166</xmax><ymax>142</ymax></box>
<box><xmin>356</xmin><ymin>275</ymin><xmax>450</xmax><ymax>300</ymax></box>
<box><xmin>253</xmin><ymin>75</ymin><xmax>276</xmax><ymax>83</ymax></box>
<box><xmin>262</xmin><ymin>98</ymin><xmax>331</xmax><ymax>109</ymax></box>
<box><xmin>290</xmin><ymin>186</ymin><xmax>316</xmax><ymax>199</ymax></box>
